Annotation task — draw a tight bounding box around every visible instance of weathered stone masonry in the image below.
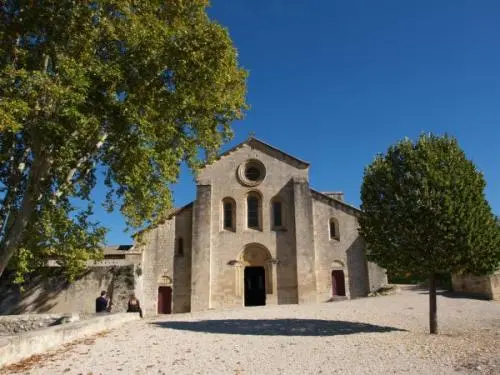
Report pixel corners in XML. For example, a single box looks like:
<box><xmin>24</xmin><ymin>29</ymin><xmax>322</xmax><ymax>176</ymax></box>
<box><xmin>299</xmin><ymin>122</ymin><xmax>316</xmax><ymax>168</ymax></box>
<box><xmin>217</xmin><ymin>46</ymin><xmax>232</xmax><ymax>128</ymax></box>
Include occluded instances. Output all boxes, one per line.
<box><xmin>0</xmin><ymin>137</ymin><xmax>388</xmax><ymax>316</ymax></box>
<box><xmin>136</xmin><ymin>137</ymin><xmax>387</xmax><ymax>315</ymax></box>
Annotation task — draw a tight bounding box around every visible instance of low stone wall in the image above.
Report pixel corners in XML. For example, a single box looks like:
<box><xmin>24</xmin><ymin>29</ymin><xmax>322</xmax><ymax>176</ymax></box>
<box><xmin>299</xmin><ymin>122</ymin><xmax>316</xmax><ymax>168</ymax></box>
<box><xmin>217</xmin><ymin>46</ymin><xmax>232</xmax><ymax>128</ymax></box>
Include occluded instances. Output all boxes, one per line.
<box><xmin>491</xmin><ymin>273</ymin><xmax>500</xmax><ymax>301</ymax></box>
<box><xmin>0</xmin><ymin>266</ymin><xmax>137</xmax><ymax>315</ymax></box>
<box><xmin>0</xmin><ymin>313</ymin><xmax>79</xmax><ymax>336</ymax></box>
<box><xmin>0</xmin><ymin>312</ymin><xmax>140</xmax><ymax>368</ymax></box>
<box><xmin>451</xmin><ymin>273</ymin><xmax>499</xmax><ymax>300</ymax></box>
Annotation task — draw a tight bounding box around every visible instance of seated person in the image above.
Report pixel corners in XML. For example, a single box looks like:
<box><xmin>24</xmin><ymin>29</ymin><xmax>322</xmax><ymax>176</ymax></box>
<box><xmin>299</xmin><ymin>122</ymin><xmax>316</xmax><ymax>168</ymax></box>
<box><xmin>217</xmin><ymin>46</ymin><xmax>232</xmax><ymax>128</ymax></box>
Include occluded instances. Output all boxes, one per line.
<box><xmin>95</xmin><ymin>291</ymin><xmax>109</xmax><ymax>313</ymax></box>
<box><xmin>127</xmin><ymin>294</ymin><xmax>143</xmax><ymax>318</ymax></box>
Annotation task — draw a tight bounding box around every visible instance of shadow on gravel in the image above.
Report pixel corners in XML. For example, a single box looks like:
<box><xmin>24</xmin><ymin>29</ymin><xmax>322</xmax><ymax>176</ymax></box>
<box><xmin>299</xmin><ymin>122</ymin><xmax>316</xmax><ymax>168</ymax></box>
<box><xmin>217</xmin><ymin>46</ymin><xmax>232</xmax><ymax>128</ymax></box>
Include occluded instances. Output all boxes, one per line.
<box><xmin>150</xmin><ymin>319</ymin><xmax>407</xmax><ymax>336</ymax></box>
<box><xmin>417</xmin><ymin>290</ymin><xmax>490</xmax><ymax>301</ymax></box>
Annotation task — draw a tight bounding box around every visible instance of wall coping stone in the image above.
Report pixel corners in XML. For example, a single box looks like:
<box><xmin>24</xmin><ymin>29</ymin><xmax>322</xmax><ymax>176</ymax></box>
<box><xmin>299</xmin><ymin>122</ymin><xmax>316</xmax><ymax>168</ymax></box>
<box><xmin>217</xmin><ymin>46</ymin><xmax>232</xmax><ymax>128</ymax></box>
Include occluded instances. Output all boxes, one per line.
<box><xmin>0</xmin><ymin>312</ymin><xmax>140</xmax><ymax>368</ymax></box>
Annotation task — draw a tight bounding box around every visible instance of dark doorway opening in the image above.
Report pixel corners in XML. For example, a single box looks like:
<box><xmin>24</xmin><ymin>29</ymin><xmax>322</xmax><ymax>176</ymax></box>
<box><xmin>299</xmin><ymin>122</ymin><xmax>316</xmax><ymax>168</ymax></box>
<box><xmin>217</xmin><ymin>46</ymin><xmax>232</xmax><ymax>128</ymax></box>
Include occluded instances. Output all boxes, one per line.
<box><xmin>244</xmin><ymin>266</ymin><xmax>266</xmax><ymax>306</ymax></box>
<box><xmin>158</xmin><ymin>286</ymin><xmax>172</xmax><ymax>314</ymax></box>
<box><xmin>331</xmin><ymin>270</ymin><xmax>346</xmax><ymax>297</ymax></box>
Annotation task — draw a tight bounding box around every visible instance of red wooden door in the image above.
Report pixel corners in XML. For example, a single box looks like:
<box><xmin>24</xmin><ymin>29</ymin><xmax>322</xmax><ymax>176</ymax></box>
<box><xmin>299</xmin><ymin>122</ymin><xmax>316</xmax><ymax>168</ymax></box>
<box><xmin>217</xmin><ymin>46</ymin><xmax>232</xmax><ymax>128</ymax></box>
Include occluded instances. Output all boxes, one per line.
<box><xmin>157</xmin><ymin>286</ymin><xmax>172</xmax><ymax>314</ymax></box>
<box><xmin>331</xmin><ymin>270</ymin><xmax>346</xmax><ymax>296</ymax></box>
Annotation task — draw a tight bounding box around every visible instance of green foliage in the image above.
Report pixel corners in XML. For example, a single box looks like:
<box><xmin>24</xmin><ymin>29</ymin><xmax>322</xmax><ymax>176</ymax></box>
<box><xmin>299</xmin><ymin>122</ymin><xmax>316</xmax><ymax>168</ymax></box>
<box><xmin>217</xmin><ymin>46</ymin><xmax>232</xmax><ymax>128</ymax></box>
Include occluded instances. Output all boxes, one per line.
<box><xmin>0</xmin><ymin>0</ymin><xmax>248</xmax><ymax>282</ymax></box>
<box><xmin>359</xmin><ymin>134</ymin><xmax>500</xmax><ymax>278</ymax></box>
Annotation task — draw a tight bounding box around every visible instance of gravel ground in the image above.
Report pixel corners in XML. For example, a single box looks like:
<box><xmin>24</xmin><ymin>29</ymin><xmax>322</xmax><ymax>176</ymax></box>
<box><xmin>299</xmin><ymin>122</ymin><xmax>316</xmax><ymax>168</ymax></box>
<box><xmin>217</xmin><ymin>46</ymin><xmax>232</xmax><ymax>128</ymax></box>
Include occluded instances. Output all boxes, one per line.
<box><xmin>2</xmin><ymin>288</ymin><xmax>499</xmax><ymax>375</ymax></box>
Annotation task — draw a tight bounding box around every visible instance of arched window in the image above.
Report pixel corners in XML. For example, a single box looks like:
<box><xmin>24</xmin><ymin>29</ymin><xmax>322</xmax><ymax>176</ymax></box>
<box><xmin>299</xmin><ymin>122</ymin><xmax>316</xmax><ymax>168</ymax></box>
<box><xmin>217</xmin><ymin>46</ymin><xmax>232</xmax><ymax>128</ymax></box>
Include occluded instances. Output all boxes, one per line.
<box><xmin>271</xmin><ymin>197</ymin><xmax>286</xmax><ymax>230</ymax></box>
<box><xmin>329</xmin><ymin>218</ymin><xmax>340</xmax><ymax>240</ymax></box>
<box><xmin>177</xmin><ymin>237</ymin><xmax>184</xmax><ymax>256</ymax></box>
<box><xmin>222</xmin><ymin>197</ymin><xmax>236</xmax><ymax>231</ymax></box>
<box><xmin>247</xmin><ymin>192</ymin><xmax>262</xmax><ymax>230</ymax></box>
<box><xmin>273</xmin><ymin>201</ymin><xmax>282</xmax><ymax>227</ymax></box>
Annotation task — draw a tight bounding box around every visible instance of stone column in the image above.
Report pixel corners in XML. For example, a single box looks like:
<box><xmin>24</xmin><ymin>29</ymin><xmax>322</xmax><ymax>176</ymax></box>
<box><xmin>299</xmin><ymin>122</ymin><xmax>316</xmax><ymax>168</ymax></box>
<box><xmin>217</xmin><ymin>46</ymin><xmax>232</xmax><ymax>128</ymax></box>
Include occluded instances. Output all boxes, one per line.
<box><xmin>137</xmin><ymin>228</ymin><xmax>159</xmax><ymax>317</ymax></box>
<box><xmin>293</xmin><ymin>177</ymin><xmax>317</xmax><ymax>303</ymax></box>
<box><xmin>190</xmin><ymin>184</ymin><xmax>212</xmax><ymax>311</ymax></box>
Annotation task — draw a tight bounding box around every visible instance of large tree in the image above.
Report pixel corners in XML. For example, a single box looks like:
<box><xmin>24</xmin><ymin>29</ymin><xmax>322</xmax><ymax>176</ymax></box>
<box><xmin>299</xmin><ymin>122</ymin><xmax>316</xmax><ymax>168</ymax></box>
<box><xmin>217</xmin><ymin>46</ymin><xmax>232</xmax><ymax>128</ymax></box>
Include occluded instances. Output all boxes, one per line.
<box><xmin>359</xmin><ymin>134</ymin><xmax>500</xmax><ymax>334</ymax></box>
<box><xmin>0</xmin><ymin>0</ymin><xmax>247</xmax><ymax>281</ymax></box>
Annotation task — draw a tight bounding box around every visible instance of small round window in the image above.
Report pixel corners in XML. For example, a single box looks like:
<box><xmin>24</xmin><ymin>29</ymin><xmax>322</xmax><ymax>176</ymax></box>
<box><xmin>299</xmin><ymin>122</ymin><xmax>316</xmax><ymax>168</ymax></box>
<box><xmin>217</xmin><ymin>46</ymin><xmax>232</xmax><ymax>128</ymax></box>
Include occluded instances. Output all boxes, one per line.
<box><xmin>237</xmin><ymin>159</ymin><xmax>266</xmax><ymax>186</ymax></box>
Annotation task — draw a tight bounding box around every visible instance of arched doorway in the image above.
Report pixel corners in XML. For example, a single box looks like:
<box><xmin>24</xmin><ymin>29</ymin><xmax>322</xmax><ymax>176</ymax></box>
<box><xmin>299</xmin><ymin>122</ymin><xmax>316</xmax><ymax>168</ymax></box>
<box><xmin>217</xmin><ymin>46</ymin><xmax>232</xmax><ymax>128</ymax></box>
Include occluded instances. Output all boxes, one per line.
<box><xmin>244</xmin><ymin>266</ymin><xmax>266</xmax><ymax>306</ymax></box>
<box><xmin>331</xmin><ymin>270</ymin><xmax>346</xmax><ymax>297</ymax></box>
<box><xmin>236</xmin><ymin>243</ymin><xmax>273</xmax><ymax>306</ymax></box>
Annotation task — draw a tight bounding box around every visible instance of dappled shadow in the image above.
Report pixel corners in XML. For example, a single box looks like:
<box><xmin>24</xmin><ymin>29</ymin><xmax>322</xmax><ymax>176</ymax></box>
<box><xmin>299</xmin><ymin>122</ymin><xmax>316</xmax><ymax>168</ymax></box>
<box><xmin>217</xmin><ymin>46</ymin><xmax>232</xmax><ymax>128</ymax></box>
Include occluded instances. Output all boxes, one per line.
<box><xmin>150</xmin><ymin>318</ymin><xmax>406</xmax><ymax>336</ymax></box>
<box><xmin>0</xmin><ymin>269</ymin><xmax>71</xmax><ymax>314</ymax></box>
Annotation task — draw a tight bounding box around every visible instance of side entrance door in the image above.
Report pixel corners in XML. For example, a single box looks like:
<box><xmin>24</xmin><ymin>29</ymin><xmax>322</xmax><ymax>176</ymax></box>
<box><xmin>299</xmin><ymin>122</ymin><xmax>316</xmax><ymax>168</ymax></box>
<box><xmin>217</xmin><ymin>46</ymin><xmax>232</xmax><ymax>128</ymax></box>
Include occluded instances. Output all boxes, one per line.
<box><xmin>331</xmin><ymin>270</ymin><xmax>346</xmax><ymax>297</ymax></box>
<box><xmin>157</xmin><ymin>286</ymin><xmax>172</xmax><ymax>314</ymax></box>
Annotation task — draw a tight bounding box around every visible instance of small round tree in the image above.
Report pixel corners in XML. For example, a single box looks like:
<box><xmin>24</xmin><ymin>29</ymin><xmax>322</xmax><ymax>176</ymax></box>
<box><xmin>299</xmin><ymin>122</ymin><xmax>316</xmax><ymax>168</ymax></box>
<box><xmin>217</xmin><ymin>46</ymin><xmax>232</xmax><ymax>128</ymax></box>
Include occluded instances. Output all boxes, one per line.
<box><xmin>359</xmin><ymin>134</ymin><xmax>500</xmax><ymax>334</ymax></box>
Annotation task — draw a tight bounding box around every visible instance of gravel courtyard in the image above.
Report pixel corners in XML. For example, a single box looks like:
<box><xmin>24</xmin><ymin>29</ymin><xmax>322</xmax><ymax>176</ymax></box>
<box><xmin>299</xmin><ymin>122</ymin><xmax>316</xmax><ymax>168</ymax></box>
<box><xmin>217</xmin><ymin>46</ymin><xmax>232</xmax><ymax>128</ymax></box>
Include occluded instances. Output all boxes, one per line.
<box><xmin>2</xmin><ymin>288</ymin><xmax>499</xmax><ymax>375</ymax></box>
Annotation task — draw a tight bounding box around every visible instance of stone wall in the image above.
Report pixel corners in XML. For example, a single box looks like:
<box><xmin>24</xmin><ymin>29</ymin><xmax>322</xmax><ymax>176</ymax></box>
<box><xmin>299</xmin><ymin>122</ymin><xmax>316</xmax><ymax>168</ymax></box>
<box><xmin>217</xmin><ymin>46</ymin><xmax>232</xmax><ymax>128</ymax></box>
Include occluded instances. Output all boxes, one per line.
<box><xmin>366</xmin><ymin>261</ymin><xmax>388</xmax><ymax>292</ymax></box>
<box><xmin>135</xmin><ymin>139</ymin><xmax>388</xmax><ymax>314</ymax></box>
<box><xmin>173</xmin><ymin>206</ymin><xmax>193</xmax><ymax>313</ymax></box>
<box><xmin>191</xmin><ymin>184</ymin><xmax>212</xmax><ymax>311</ymax></box>
<box><xmin>452</xmin><ymin>271</ymin><xmax>500</xmax><ymax>300</ymax></box>
<box><xmin>0</xmin><ymin>266</ymin><xmax>136</xmax><ymax>315</ymax></box>
<box><xmin>293</xmin><ymin>178</ymin><xmax>316</xmax><ymax>304</ymax></box>
<box><xmin>135</xmin><ymin>219</ymin><xmax>175</xmax><ymax>317</ymax></box>
<box><xmin>0</xmin><ymin>313</ymin><xmax>139</xmax><ymax>368</ymax></box>
<box><xmin>196</xmin><ymin>143</ymin><xmax>308</xmax><ymax>311</ymax></box>
<box><xmin>311</xmin><ymin>194</ymin><xmax>387</xmax><ymax>301</ymax></box>
<box><xmin>0</xmin><ymin>314</ymin><xmax>79</xmax><ymax>336</ymax></box>
<box><xmin>492</xmin><ymin>272</ymin><xmax>500</xmax><ymax>301</ymax></box>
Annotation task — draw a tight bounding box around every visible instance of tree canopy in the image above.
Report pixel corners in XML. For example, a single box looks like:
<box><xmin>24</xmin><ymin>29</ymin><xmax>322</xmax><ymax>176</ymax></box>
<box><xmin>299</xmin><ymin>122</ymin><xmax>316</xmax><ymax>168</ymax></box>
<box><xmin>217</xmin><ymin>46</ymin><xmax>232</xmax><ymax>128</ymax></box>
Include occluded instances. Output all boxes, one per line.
<box><xmin>359</xmin><ymin>134</ymin><xmax>500</xmax><ymax>333</ymax></box>
<box><xmin>0</xmin><ymin>0</ymin><xmax>248</xmax><ymax>281</ymax></box>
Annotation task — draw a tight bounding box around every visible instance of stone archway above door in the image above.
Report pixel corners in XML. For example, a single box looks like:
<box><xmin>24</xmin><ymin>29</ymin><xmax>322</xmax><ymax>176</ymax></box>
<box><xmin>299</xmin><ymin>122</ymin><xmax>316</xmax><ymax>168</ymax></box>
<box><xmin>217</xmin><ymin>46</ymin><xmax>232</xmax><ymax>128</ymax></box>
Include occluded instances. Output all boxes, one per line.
<box><xmin>331</xmin><ymin>260</ymin><xmax>345</xmax><ymax>269</ymax></box>
<box><xmin>235</xmin><ymin>243</ymin><xmax>273</xmax><ymax>297</ymax></box>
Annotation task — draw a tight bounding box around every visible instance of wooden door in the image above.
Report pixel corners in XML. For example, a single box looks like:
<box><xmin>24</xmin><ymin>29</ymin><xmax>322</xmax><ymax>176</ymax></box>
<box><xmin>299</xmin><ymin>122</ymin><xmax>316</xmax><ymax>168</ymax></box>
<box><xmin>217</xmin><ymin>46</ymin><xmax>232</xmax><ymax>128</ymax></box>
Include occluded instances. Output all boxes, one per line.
<box><xmin>244</xmin><ymin>266</ymin><xmax>266</xmax><ymax>306</ymax></box>
<box><xmin>331</xmin><ymin>270</ymin><xmax>346</xmax><ymax>296</ymax></box>
<box><xmin>157</xmin><ymin>286</ymin><xmax>172</xmax><ymax>314</ymax></box>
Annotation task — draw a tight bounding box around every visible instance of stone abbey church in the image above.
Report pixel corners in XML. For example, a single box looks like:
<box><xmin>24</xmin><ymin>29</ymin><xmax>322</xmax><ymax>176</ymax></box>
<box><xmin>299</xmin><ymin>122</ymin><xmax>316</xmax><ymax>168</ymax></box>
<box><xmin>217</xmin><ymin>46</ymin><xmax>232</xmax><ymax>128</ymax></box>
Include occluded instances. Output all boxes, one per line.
<box><xmin>134</xmin><ymin>137</ymin><xmax>387</xmax><ymax>315</ymax></box>
<box><xmin>0</xmin><ymin>138</ymin><xmax>387</xmax><ymax>316</ymax></box>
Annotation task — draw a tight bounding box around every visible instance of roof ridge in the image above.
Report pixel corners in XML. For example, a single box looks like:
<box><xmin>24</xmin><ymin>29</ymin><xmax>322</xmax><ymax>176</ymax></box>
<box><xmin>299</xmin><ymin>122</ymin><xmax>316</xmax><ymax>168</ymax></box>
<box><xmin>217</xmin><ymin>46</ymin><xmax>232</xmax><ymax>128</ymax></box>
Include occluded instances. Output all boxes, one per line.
<box><xmin>166</xmin><ymin>201</ymin><xmax>194</xmax><ymax>219</ymax></box>
<box><xmin>132</xmin><ymin>202</ymin><xmax>194</xmax><ymax>239</ymax></box>
<box><xmin>200</xmin><ymin>136</ymin><xmax>309</xmax><ymax>172</ymax></box>
<box><xmin>310</xmin><ymin>189</ymin><xmax>361</xmax><ymax>213</ymax></box>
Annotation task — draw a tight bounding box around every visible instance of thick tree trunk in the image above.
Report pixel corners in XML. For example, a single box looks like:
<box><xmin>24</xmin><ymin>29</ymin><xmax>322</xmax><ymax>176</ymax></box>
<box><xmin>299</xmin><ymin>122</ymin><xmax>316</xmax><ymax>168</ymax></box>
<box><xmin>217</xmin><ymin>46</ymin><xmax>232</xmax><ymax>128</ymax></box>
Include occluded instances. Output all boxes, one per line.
<box><xmin>0</xmin><ymin>145</ymin><xmax>31</xmax><ymax>233</ymax></box>
<box><xmin>0</xmin><ymin>155</ymin><xmax>49</xmax><ymax>277</ymax></box>
<box><xmin>0</xmin><ymin>132</ymin><xmax>106</xmax><ymax>277</ymax></box>
<box><xmin>429</xmin><ymin>272</ymin><xmax>438</xmax><ymax>334</ymax></box>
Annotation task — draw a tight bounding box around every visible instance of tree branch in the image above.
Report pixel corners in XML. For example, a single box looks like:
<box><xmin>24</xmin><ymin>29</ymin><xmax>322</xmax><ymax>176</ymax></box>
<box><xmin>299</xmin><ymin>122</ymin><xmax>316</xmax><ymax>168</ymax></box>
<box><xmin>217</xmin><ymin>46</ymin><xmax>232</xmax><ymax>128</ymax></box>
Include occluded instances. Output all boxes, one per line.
<box><xmin>52</xmin><ymin>132</ymin><xmax>108</xmax><ymax>200</ymax></box>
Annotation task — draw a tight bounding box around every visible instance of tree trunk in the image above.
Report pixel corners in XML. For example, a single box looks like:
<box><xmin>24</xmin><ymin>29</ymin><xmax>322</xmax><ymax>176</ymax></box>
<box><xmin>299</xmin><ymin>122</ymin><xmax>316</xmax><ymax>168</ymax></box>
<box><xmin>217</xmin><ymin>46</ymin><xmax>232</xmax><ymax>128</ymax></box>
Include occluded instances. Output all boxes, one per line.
<box><xmin>0</xmin><ymin>132</ymin><xmax>106</xmax><ymax>277</ymax></box>
<box><xmin>429</xmin><ymin>272</ymin><xmax>438</xmax><ymax>334</ymax></box>
<box><xmin>0</xmin><ymin>155</ymin><xmax>49</xmax><ymax>277</ymax></box>
<box><xmin>0</xmin><ymin>145</ymin><xmax>31</xmax><ymax>234</ymax></box>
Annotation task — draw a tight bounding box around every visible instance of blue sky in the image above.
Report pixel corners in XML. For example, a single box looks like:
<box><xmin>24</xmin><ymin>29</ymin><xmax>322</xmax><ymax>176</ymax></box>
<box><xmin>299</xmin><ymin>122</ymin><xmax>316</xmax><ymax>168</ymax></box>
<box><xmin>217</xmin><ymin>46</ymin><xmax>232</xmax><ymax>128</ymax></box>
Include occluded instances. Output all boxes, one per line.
<box><xmin>103</xmin><ymin>0</ymin><xmax>500</xmax><ymax>244</ymax></box>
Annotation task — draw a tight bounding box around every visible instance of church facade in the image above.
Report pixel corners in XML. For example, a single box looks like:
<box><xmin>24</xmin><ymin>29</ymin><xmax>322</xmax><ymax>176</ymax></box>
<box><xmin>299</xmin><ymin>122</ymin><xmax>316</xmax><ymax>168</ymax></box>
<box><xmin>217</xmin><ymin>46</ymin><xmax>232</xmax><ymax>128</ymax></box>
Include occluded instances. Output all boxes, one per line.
<box><xmin>134</xmin><ymin>138</ymin><xmax>387</xmax><ymax>316</ymax></box>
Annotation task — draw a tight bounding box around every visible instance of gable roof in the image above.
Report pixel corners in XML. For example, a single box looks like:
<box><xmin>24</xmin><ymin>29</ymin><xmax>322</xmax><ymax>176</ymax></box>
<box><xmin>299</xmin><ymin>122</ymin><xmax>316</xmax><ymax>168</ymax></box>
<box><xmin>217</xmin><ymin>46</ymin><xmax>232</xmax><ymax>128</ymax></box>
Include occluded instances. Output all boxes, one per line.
<box><xmin>204</xmin><ymin>137</ymin><xmax>309</xmax><ymax>170</ymax></box>
<box><xmin>310</xmin><ymin>189</ymin><xmax>361</xmax><ymax>216</ymax></box>
<box><xmin>166</xmin><ymin>202</ymin><xmax>194</xmax><ymax>219</ymax></box>
<box><xmin>132</xmin><ymin>202</ymin><xmax>194</xmax><ymax>239</ymax></box>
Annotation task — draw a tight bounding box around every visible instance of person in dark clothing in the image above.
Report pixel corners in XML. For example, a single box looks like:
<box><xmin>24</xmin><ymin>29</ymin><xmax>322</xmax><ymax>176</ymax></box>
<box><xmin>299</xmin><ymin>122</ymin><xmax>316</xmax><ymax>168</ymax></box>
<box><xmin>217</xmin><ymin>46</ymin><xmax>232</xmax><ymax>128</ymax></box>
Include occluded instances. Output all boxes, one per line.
<box><xmin>127</xmin><ymin>294</ymin><xmax>143</xmax><ymax>318</ymax></box>
<box><xmin>95</xmin><ymin>291</ymin><xmax>109</xmax><ymax>313</ymax></box>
